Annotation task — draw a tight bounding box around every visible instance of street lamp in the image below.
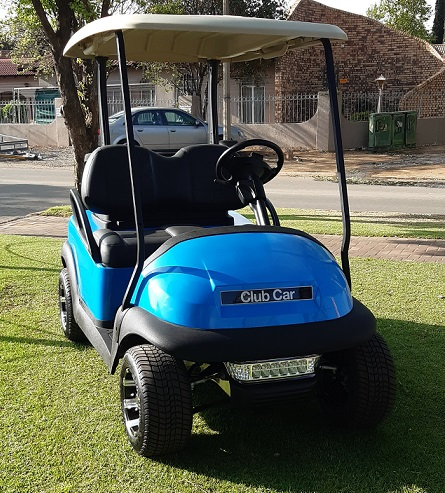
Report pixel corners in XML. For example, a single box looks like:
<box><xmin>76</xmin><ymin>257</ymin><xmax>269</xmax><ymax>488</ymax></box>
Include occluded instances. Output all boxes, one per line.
<box><xmin>375</xmin><ymin>74</ymin><xmax>386</xmax><ymax>113</ymax></box>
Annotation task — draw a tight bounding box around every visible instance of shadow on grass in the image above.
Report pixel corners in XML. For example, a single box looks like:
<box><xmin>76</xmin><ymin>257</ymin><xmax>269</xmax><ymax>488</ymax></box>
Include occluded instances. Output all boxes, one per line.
<box><xmin>0</xmin><ymin>237</ymin><xmax>61</xmax><ymax>270</ymax></box>
<box><xmin>0</xmin><ymin>334</ymin><xmax>77</xmax><ymax>349</ymax></box>
<box><xmin>153</xmin><ymin>318</ymin><xmax>444</xmax><ymax>493</ymax></box>
<box><xmin>0</xmin><ymin>263</ymin><xmax>59</xmax><ymax>273</ymax></box>
<box><xmin>0</xmin><ymin>316</ymin><xmax>90</xmax><ymax>355</ymax></box>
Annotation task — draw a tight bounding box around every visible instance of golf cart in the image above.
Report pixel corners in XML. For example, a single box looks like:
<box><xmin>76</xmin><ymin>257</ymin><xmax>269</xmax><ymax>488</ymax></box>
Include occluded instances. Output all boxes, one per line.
<box><xmin>60</xmin><ymin>14</ymin><xmax>396</xmax><ymax>457</ymax></box>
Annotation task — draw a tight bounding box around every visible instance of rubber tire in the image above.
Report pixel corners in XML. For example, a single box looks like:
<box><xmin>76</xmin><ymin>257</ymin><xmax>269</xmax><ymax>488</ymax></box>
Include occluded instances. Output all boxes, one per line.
<box><xmin>317</xmin><ymin>333</ymin><xmax>396</xmax><ymax>429</ymax></box>
<box><xmin>58</xmin><ymin>268</ymin><xmax>85</xmax><ymax>342</ymax></box>
<box><xmin>120</xmin><ymin>345</ymin><xmax>193</xmax><ymax>457</ymax></box>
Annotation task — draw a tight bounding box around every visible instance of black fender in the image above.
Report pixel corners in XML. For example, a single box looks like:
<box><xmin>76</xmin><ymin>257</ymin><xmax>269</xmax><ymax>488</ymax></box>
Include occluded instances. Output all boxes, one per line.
<box><xmin>61</xmin><ymin>241</ymin><xmax>78</xmax><ymax>295</ymax></box>
<box><xmin>111</xmin><ymin>298</ymin><xmax>376</xmax><ymax>371</ymax></box>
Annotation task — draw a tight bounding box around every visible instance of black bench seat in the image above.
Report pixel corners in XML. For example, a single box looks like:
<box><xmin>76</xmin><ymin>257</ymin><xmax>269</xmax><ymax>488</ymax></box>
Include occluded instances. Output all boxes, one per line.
<box><xmin>73</xmin><ymin>144</ymin><xmax>245</xmax><ymax>267</ymax></box>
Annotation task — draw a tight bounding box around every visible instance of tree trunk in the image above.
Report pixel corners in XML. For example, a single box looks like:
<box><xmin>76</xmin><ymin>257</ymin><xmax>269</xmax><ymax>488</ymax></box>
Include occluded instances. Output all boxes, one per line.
<box><xmin>31</xmin><ymin>0</ymin><xmax>100</xmax><ymax>189</ymax></box>
<box><xmin>55</xmin><ymin>57</ymin><xmax>99</xmax><ymax>188</ymax></box>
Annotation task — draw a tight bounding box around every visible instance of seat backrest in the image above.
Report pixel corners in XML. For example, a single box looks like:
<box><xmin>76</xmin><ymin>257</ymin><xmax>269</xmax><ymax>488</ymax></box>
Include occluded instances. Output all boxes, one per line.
<box><xmin>81</xmin><ymin>144</ymin><xmax>244</xmax><ymax>227</ymax></box>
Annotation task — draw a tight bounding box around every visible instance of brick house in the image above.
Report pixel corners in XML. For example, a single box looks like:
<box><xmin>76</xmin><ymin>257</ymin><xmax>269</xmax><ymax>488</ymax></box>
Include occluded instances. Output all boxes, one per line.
<box><xmin>0</xmin><ymin>50</ymin><xmax>59</xmax><ymax>102</ymax></box>
<box><xmin>277</xmin><ymin>0</ymin><xmax>445</xmax><ymax>115</ymax></box>
<box><xmin>0</xmin><ymin>51</ymin><xmax>38</xmax><ymax>99</ymax></box>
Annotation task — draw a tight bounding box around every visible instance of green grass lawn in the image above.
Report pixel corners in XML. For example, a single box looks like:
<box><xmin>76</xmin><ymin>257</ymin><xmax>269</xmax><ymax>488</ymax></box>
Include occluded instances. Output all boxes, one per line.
<box><xmin>42</xmin><ymin>206</ymin><xmax>445</xmax><ymax>239</ymax></box>
<box><xmin>244</xmin><ymin>208</ymin><xmax>445</xmax><ymax>239</ymax></box>
<box><xmin>0</xmin><ymin>235</ymin><xmax>444</xmax><ymax>493</ymax></box>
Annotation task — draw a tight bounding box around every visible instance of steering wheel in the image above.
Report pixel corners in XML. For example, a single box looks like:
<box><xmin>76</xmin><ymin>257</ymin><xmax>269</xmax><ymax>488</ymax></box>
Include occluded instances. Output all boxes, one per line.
<box><xmin>215</xmin><ymin>139</ymin><xmax>284</xmax><ymax>185</ymax></box>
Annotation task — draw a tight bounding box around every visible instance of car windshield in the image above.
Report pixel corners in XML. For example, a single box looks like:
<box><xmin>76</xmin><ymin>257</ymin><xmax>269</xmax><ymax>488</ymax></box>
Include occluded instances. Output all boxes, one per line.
<box><xmin>109</xmin><ymin>111</ymin><xmax>124</xmax><ymax>123</ymax></box>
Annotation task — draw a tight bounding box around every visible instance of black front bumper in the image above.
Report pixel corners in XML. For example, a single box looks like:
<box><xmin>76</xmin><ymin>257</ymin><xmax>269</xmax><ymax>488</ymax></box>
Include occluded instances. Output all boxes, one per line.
<box><xmin>118</xmin><ymin>298</ymin><xmax>376</xmax><ymax>363</ymax></box>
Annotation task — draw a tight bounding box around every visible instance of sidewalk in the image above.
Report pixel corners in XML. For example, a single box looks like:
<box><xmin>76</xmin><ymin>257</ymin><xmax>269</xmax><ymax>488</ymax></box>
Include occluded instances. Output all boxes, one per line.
<box><xmin>0</xmin><ymin>214</ymin><xmax>443</xmax><ymax>263</ymax></box>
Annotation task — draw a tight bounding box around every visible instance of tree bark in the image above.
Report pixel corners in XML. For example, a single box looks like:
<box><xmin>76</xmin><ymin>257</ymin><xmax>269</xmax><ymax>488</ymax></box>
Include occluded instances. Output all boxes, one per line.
<box><xmin>31</xmin><ymin>0</ymin><xmax>100</xmax><ymax>188</ymax></box>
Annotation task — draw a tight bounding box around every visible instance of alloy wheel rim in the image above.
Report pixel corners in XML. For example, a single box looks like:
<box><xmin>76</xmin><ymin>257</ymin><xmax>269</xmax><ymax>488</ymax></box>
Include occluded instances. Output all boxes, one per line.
<box><xmin>59</xmin><ymin>281</ymin><xmax>67</xmax><ymax>329</ymax></box>
<box><xmin>122</xmin><ymin>367</ymin><xmax>141</xmax><ymax>438</ymax></box>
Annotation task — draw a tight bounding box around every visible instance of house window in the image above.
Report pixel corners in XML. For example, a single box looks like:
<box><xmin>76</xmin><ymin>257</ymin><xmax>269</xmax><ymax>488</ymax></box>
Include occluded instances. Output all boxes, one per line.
<box><xmin>241</xmin><ymin>85</ymin><xmax>265</xmax><ymax>124</ymax></box>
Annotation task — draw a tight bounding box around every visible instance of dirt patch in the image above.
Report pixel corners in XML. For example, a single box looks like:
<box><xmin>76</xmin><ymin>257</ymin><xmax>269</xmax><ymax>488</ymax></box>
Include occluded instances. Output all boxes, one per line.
<box><xmin>283</xmin><ymin>145</ymin><xmax>445</xmax><ymax>186</ymax></box>
<box><xmin>0</xmin><ymin>146</ymin><xmax>75</xmax><ymax>168</ymax></box>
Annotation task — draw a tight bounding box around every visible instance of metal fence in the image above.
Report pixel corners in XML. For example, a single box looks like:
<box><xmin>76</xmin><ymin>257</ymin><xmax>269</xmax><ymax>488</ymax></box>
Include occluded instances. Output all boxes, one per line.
<box><xmin>0</xmin><ymin>98</ymin><xmax>180</xmax><ymax>124</ymax></box>
<box><xmin>341</xmin><ymin>91</ymin><xmax>405</xmax><ymax>121</ymax></box>
<box><xmin>107</xmin><ymin>98</ymin><xmax>178</xmax><ymax>116</ymax></box>
<box><xmin>340</xmin><ymin>90</ymin><xmax>445</xmax><ymax>121</ymax></box>
<box><xmin>0</xmin><ymin>99</ymin><xmax>58</xmax><ymax>124</ymax></box>
<box><xmin>399</xmin><ymin>91</ymin><xmax>445</xmax><ymax>119</ymax></box>
<box><xmin>107</xmin><ymin>94</ymin><xmax>319</xmax><ymax>124</ymax></box>
<box><xmin>2</xmin><ymin>91</ymin><xmax>444</xmax><ymax>125</ymax></box>
<box><xmin>230</xmin><ymin>93</ymin><xmax>318</xmax><ymax>124</ymax></box>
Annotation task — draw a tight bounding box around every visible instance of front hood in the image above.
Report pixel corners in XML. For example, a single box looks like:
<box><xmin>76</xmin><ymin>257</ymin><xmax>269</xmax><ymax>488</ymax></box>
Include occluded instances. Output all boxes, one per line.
<box><xmin>132</xmin><ymin>231</ymin><xmax>352</xmax><ymax>329</ymax></box>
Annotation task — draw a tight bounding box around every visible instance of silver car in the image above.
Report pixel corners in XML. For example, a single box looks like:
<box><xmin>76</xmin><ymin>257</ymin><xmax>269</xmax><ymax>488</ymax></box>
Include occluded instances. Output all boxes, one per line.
<box><xmin>108</xmin><ymin>107</ymin><xmax>243</xmax><ymax>153</ymax></box>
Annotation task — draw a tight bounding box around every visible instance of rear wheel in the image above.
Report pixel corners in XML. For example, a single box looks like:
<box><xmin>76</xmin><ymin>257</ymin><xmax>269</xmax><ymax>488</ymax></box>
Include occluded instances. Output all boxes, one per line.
<box><xmin>317</xmin><ymin>333</ymin><xmax>396</xmax><ymax>428</ymax></box>
<box><xmin>58</xmin><ymin>268</ymin><xmax>85</xmax><ymax>342</ymax></box>
<box><xmin>120</xmin><ymin>345</ymin><xmax>193</xmax><ymax>457</ymax></box>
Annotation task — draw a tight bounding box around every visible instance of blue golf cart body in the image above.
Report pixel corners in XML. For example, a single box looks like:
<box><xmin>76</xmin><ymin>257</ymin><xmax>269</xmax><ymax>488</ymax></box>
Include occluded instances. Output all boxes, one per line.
<box><xmin>59</xmin><ymin>14</ymin><xmax>395</xmax><ymax>457</ymax></box>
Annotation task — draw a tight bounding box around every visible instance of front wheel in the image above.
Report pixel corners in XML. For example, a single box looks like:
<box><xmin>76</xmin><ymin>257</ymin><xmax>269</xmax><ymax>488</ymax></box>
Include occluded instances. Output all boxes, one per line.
<box><xmin>317</xmin><ymin>333</ymin><xmax>396</xmax><ymax>428</ymax></box>
<box><xmin>120</xmin><ymin>345</ymin><xmax>193</xmax><ymax>457</ymax></box>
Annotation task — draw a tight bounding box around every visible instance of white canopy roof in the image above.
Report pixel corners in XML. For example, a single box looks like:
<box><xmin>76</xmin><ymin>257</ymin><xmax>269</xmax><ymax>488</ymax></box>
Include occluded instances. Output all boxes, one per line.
<box><xmin>64</xmin><ymin>14</ymin><xmax>347</xmax><ymax>63</ymax></box>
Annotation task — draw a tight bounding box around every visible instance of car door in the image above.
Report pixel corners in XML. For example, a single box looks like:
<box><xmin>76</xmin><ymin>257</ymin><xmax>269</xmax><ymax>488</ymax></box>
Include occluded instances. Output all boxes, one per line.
<box><xmin>132</xmin><ymin>109</ymin><xmax>170</xmax><ymax>151</ymax></box>
<box><xmin>163</xmin><ymin>109</ymin><xmax>208</xmax><ymax>151</ymax></box>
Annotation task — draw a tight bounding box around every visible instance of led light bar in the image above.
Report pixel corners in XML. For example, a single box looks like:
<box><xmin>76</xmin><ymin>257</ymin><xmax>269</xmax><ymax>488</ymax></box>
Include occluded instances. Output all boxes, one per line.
<box><xmin>225</xmin><ymin>356</ymin><xmax>320</xmax><ymax>383</ymax></box>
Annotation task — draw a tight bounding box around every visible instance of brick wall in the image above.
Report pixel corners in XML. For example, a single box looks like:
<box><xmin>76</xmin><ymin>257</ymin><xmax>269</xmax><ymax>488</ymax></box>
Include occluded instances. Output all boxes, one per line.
<box><xmin>277</xmin><ymin>0</ymin><xmax>445</xmax><ymax>95</ymax></box>
<box><xmin>400</xmin><ymin>67</ymin><xmax>445</xmax><ymax>117</ymax></box>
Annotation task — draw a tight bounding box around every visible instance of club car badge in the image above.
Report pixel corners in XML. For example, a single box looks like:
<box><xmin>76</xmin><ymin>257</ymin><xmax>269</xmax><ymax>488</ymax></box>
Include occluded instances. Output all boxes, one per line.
<box><xmin>220</xmin><ymin>286</ymin><xmax>313</xmax><ymax>305</ymax></box>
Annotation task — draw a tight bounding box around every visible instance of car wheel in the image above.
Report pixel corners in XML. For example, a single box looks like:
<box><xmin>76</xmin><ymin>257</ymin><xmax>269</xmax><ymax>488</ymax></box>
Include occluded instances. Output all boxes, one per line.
<box><xmin>120</xmin><ymin>344</ymin><xmax>192</xmax><ymax>457</ymax></box>
<box><xmin>317</xmin><ymin>333</ymin><xmax>396</xmax><ymax>428</ymax></box>
<box><xmin>58</xmin><ymin>268</ymin><xmax>85</xmax><ymax>342</ymax></box>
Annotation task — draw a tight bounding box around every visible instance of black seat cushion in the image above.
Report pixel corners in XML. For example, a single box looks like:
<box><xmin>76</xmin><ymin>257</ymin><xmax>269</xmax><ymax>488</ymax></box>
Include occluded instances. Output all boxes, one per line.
<box><xmin>93</xmin><ymin>228</ymin><xmax>171</xmax><ymax>268</ymax></box>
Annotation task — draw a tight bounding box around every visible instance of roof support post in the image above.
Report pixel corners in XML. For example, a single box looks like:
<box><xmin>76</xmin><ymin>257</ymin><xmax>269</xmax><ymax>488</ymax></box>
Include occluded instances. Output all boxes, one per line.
<box><xmin>115</xmin><ymin>30</ymin><xmax>145</xmax><ymax>311</ymax></box>
<box><xmin>208</xmin><ymin>59</ymin><xmax>220</xmax><ymax>144</ymax></box>
<box><xmin>321</xmin><ymin>38</ymin><xmax>351</xmax><ymax>288</ymax></box>
<box><xmin>97</xmin><ymin>56</ymin><xmax>110</xmax><ymax>145</ymax></box>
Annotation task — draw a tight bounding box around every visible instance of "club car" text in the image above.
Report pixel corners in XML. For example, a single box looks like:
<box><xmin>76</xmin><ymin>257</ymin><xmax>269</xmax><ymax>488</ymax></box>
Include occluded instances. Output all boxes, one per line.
<box><xmin>221</xmin><ymin>286</ymin><xmax>313</xmax><ymax>305</ymax></box>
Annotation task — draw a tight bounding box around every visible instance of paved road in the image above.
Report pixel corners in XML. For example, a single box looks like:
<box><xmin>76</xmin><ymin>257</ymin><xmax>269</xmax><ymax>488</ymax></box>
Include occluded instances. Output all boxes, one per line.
<box><xmin>1</xmin><ymin>165</ymin><xmax>444</xmax><ymax>222</ymax></box>
<box><xmin>266</xmin><ymin>176</ymin><xmax>445</xmax><ymax>215</ymax></box>
<box><xmin>0</xmin><ymin>166</ymin><xmax>73</xmax><ymax>222</ymax></box>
